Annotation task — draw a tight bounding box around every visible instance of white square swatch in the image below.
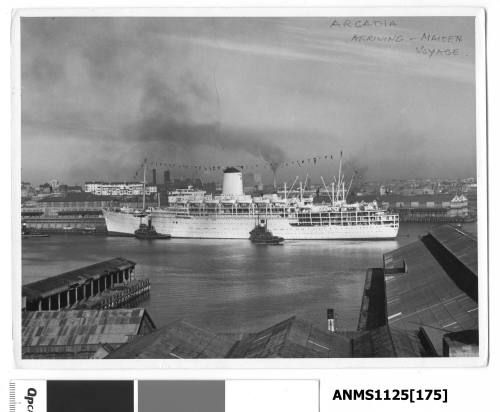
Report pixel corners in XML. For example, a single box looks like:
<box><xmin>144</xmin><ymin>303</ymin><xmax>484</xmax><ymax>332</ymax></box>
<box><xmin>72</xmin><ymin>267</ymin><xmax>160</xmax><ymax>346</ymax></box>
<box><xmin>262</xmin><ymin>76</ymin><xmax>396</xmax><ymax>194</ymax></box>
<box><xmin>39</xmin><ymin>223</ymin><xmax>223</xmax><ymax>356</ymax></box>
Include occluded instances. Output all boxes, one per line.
<box><xmin>226</xmin><ymin>380</ymin><xmax>318</xmax><ymax>412</ymax></box>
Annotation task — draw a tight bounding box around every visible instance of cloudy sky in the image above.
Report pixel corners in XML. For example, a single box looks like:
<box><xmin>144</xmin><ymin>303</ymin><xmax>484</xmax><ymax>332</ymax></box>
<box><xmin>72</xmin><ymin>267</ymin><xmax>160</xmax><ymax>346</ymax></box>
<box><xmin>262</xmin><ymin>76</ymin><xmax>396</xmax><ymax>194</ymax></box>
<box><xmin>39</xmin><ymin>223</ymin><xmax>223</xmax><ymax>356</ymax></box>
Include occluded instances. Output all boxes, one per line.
<box><xmin>21</xmin><ymin>16</ymin><xmax>476</xmax><ymax>185</ymax></box>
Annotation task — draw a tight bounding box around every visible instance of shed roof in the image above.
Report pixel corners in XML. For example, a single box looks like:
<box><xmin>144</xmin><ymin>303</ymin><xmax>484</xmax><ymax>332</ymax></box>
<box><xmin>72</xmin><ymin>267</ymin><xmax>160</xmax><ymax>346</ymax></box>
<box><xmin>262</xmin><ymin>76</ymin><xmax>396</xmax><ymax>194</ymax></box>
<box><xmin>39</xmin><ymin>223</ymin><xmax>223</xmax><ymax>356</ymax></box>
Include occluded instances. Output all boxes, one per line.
<box><xmin>22</xmin><ymin>257</ymin><xmax>136</xmax><ymax>300</ymax></box>
<box><xmin>105</xmin><ymin>320</ymin><xmax>234</xmax><ymax>359</ymax></box>
<box><xmin>227</xmin><ymin>317</ymin><xmax>352</xmax><ymax>358</ymax></box>
<box><xmin>107</xmin><ymin>317</ymin><xmax>355</xmax><ymax>359</ymax></box>
<box><xmin>350</xmin><ymin>326</ymin><xmax>428</xmax><ymax>357</ymax></box>
<box><xmin>22</xmin><ymin>308</ymin><xmax>151</xmax><ymax>347</ymax></box>
<box><xmin>383</xmin><ymin>232</ymin><xmax>478</xmax><ymax>355</ymax></box>
<box><xmin>429</xmin><ymin>225</ymin><xmax>477</xmax><ymax>276</ymax></box>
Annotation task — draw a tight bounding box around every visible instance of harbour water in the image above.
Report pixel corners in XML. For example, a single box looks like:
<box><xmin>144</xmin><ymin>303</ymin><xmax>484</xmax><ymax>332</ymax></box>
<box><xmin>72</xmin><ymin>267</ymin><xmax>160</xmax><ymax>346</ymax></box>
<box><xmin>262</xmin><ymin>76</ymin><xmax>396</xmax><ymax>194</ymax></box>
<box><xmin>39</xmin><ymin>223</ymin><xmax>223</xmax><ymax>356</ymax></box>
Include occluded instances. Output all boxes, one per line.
<box><xmin>21</xmin><ymin>223</ymin><xmax>476</xmax><ymax>334</ymax></box>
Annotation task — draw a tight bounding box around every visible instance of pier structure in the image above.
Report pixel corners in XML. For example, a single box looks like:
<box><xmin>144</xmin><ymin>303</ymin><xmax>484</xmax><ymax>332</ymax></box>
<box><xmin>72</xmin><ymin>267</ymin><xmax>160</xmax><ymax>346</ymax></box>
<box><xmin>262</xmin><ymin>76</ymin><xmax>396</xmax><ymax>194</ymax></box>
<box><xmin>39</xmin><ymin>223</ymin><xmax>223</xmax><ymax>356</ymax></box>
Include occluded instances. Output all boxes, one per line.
<box><xmin>336</xmin><ymin>193</ymin><xmax>476</xmax><ymax>224</ymax></box>
<box><xmin>21</xmin><ymin>195</ymin><xmax>109</xmax><ymax>234</ymax></box>
<box><xmin>22</xmin><ymin>257</ymin><xmax>137</xmax><ymax>311</ymax></box>
<box><xmin>73</xmin><ymin>278</ymin><xmax>151</xmax><ymax>310</ymax></box>
<box><xmin>22</xmin><ymin>215</ymin><xmax>107</xmax><ymax>234</ymax></box>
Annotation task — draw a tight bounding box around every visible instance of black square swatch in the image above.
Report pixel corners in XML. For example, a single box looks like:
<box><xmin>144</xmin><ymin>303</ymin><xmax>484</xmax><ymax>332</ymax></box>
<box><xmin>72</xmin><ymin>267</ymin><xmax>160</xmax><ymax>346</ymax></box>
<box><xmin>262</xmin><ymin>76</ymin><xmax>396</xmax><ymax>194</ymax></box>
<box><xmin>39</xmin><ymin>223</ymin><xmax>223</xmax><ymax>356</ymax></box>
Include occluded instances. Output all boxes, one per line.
<box><xmin>47</xmin><ymin>381</ymin><xmax>133</xmax><ymax>412</ymax></box>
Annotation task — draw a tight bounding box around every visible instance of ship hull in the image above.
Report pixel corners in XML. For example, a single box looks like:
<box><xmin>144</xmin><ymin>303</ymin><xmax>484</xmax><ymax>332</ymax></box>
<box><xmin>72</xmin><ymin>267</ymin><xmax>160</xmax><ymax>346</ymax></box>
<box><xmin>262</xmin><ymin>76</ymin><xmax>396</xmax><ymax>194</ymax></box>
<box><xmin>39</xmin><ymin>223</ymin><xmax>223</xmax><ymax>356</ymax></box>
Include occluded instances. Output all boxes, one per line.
<box><xmin>103</xmin><ymin>210</ymin><xmax>144</xmax><ymax>236</ymax></box>
<box><xmin>150</xmin><ymin>212</ymin><xmax>399</xmax><ymax>240</ymax></box>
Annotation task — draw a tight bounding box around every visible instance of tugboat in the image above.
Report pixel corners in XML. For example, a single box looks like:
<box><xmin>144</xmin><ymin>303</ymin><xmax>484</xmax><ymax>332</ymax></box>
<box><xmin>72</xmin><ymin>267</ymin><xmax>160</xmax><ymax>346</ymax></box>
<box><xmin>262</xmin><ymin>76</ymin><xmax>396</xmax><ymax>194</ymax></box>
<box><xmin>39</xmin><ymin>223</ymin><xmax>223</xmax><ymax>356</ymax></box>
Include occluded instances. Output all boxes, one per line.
<box><xmin>249</xmin><ymin>218</ymin><xmax>284</xmax><ymax>245</ymax></box>
<box><xmin>134</xmin><ymin>217</ymin><xmax>171</xmax><ymax>240</ymax></box>
<box><xmin>130</xmin><ymin>163</ymin><xmax>170</xmax><ymax>240</ymax></box>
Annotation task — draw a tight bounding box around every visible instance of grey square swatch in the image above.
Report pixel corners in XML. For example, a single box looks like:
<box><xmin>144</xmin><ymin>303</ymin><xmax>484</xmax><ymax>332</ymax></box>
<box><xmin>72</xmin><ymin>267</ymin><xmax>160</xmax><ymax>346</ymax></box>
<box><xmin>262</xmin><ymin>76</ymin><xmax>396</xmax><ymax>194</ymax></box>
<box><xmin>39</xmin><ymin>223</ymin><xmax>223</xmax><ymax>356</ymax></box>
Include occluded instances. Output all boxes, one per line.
<box><xmin>139</xmin><ymin>381</ymin><xmax>225</xmax><ymax>412</ymax></box>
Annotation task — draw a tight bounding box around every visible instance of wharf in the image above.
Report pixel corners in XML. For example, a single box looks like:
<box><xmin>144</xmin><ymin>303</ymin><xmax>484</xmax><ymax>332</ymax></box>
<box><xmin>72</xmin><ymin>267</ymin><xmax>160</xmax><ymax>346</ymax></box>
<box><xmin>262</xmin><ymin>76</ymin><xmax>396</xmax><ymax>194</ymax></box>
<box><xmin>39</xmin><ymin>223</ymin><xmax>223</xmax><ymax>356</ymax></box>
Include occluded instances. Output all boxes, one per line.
<box><xmin>22</xmin><ymin>216</ymin><xmax>107</xmax><ymax>235</ymax></box>
<box><xmin>22</xmin><ymin>257</ymin><xmax>154</xmax><ymax>359</ymax></box>
<box><xmin>74</xmin><ymin>278</ymin><xmax>151</xmax><ymax>310</ymax></box>
<box><xmin>22</xmin><ymin>257</ymin><xmax>147</xmax><ymax>311</ymax></box>
<box><xmin>393</xmin><ymin>208</ymin><xmax>474</xmax><ymax>223</ymax></box>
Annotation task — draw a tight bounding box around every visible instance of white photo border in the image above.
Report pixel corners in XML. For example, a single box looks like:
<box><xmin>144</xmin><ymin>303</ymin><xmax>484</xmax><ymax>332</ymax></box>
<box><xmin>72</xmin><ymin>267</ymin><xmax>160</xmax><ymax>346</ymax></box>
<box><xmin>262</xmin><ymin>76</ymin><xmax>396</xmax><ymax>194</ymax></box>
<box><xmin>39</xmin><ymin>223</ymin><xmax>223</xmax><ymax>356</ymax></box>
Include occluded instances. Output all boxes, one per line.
<box><xmin>11</xmin><ymin>6</ymin><xmax>488</xmax><ymax>369</ymax></box>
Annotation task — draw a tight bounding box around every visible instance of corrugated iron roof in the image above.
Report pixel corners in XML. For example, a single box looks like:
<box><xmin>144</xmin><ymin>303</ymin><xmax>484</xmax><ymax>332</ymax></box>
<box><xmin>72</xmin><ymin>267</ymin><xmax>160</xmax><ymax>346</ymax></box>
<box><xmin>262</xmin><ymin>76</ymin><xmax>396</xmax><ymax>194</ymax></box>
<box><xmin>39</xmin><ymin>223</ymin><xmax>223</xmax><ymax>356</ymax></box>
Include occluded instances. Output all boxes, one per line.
<box><xmin>22</xmin><ymin>258</ymin><xmax>136</xmax><ymax>300</ymax></box>
<box><xmin>348</xmin><ymin>325</ymin><xmax>431</xmax><ymax>358</ymax></box>
<box><xmin>105</xmin><ymin>320</ymin><xmax>234</xmax><ymax>359</ymax></box>
<box><xmin>383</xmin><ymin>229</ymin><xmax>478</xmax><ymax>355</ymax></box>
<box><xmin>429</xmin><ymin>225</ymin><xmax>477</xmax><ymax>276</ymax></box>
<box><xmin>227</xmin><ymin>317</ymin><xmax>352</xmax><ymax>358</ymax></box>
<box><xmin>107</xmin><ymin>317</ymin><xmax>354</xmax><ymax>359</ymax></box>
<box><xmin>104</xmin><ymin>315</ymin><xmax>435</xmax><ymax>359</ymax></box>
<box><xmin>22</xmin><ymin>309</ymin><xmax>149</xmax><ymax>347</ymax></box>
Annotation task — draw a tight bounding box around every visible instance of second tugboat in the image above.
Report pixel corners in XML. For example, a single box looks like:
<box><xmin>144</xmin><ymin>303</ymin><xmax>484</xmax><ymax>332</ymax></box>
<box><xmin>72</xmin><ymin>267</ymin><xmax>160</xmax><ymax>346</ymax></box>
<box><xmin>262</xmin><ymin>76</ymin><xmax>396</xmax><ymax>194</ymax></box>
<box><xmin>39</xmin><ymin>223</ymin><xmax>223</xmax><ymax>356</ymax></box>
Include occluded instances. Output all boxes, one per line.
<box><xmin>135</xmin><ymin>218</ymin><xmax>171</xmax><ymax>240</ymax></box>
<box><xmin>249</xmin><ymin>217</ymin><xmax>284</xmax><ymax>245</ymax></box>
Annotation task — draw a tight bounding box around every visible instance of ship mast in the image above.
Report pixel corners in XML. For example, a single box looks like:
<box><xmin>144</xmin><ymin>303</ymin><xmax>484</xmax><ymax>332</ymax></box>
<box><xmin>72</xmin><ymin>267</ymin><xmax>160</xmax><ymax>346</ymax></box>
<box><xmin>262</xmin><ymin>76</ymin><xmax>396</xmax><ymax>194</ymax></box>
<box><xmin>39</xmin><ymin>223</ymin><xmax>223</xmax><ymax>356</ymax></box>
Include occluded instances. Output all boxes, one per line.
<box><xmin>332</xmin><ymin>177</ymin><xmax>337</xmax><ymax>203</ymax></box>
<box><xmin>286</xmin><ymin>176</ymin><xmax>299</xmax><ymax>201</ymax></box>
<box><xmin>142</xmin><ymin>162</ymin><xmax>147</xmax><ymax>212</ymax></box>
<box><xmin>320</xmin><ymin>176</ymin><xmax>333</xmax><ymax>204</ymax></box>
<box><xmin>338</xmin><ymin>150</ymin><xmax>343</xmax><ymax>203</ymax></box>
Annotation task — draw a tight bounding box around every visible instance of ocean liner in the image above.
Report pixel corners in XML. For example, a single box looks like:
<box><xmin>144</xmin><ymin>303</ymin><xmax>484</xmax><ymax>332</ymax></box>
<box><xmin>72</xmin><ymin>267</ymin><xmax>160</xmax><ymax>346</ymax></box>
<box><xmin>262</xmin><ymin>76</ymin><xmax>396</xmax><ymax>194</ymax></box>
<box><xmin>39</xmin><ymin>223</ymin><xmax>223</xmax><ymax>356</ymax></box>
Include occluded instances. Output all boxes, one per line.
<box><xmin>103</xmin><ymin>164</ymin><xmax>152</xmax><ymax>236</ymax></box>
<box><xmin>103</xmin><ymin>163</ymin><xmax>399</xmax><ymax>240</ymax></box>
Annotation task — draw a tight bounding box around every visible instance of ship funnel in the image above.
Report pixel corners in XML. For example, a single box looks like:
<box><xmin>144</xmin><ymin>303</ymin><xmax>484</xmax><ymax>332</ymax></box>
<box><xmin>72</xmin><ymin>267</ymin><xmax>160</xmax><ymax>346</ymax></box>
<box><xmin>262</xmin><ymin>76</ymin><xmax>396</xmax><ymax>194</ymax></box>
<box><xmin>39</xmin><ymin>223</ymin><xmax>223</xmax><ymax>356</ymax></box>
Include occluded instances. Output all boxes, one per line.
<box><xmin>222</xmin><ymin>167</ymin><xmax>243</xmax><ymax>196</ymax></box>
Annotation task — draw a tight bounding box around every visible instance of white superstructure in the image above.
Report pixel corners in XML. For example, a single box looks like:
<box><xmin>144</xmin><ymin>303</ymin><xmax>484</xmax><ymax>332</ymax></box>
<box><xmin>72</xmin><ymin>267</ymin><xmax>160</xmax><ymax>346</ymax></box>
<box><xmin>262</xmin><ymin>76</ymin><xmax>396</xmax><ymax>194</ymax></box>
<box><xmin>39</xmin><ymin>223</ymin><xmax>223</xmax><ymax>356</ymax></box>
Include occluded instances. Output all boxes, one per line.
<box><xmin>103</xmin><ymin>165</ymin><xmax>399</xmax><ymax>239</ymax></box>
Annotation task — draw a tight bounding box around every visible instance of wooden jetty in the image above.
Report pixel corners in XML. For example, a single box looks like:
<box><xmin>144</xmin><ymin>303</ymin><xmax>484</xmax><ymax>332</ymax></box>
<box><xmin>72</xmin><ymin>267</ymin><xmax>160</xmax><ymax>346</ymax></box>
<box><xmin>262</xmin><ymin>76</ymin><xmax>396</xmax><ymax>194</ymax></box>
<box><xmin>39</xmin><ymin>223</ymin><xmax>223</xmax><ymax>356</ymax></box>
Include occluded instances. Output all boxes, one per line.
<box><xmin>74</xmin><ymin>278</ymin><xmax>151</xmax><ymax>310</ymax></box>
<box><xmin>22</xmin><ymin>258</ymin><xmax>149</xmax><ymax>311</ymax></box>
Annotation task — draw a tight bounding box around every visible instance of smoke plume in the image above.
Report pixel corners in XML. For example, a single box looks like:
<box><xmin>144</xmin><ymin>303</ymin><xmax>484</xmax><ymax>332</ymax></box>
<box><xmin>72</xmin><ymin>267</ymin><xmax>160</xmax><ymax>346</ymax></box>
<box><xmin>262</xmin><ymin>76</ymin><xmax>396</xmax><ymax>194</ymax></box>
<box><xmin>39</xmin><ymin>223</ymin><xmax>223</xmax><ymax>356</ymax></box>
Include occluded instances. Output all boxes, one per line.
<box><xmin>133</xmin><ymin>75</ymin><xmax>287</xmax><ymax>167</ymax></box>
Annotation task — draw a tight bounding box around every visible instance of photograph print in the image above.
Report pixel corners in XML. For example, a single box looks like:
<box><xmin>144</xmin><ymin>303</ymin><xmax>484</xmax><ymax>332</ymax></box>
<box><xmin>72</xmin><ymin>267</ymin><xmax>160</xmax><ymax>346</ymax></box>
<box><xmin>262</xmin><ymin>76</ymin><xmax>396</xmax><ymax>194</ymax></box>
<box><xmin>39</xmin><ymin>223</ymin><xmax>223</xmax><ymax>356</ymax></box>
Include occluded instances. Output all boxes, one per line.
<box><xmin>17</xmin><ymin>12</ymin><xmax>484</xmax><ymax>361</ymax></box>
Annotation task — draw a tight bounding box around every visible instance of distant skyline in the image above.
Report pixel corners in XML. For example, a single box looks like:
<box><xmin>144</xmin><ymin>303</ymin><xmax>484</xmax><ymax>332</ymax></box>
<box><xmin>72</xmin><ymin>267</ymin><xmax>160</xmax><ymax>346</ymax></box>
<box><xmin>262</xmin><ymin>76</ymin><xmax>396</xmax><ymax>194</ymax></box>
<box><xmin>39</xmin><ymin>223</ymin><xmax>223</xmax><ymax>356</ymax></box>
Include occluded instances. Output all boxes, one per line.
<box><xmin>21</xmin><ymin>16</ymin><xmax>476</xmax><ymax>185</ymax></box>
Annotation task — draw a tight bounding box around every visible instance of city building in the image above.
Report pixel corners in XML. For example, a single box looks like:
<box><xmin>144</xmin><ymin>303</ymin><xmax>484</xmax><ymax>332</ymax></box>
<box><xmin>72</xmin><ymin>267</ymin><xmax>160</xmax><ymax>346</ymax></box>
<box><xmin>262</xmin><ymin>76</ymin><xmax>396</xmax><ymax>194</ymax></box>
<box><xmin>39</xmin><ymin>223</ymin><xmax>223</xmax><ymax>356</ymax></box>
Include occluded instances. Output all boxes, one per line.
<box><xmin>84</xmin><ymin>181</ymin><xmax>157</xmax><ymax>196</ymax></box>
<box><xmin>49</xmin><ymin>179</ymin><xmax>60</xmax><ymax>190</ymax></box>
<box><xmin>38</xmin><ymin>183</ymin><xmax>52</xmax><ymax>194</ymax></box>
